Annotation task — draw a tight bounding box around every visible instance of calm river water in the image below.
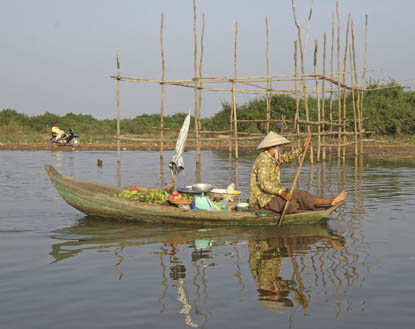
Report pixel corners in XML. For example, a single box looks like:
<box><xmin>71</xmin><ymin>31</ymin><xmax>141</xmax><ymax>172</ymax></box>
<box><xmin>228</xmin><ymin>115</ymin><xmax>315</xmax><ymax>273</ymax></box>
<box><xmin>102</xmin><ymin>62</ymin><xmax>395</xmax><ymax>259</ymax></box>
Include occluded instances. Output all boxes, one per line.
<box><xmin>1</xmin><ymin>149</ymin><xmax>414</xmax><ymax>329</ymax></box>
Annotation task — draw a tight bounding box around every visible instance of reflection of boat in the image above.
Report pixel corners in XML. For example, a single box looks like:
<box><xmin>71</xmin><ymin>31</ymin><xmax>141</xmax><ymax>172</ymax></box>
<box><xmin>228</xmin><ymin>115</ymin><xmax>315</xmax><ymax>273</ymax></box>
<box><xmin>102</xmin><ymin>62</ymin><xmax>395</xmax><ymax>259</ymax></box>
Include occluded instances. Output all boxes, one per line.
<box><xmin>49</xmin><ymin>218</ymin><xmax>345</xmax><ymax>323</ymax></box>
<box><xmin>45</xmin><ymin>165</ymin><xmax>344</xmax><ymax>226</ymax></box>
<box><xmin>49</xmin><ymin>218</ymin><xmax>342</xmax><ymax>263</ymax></box>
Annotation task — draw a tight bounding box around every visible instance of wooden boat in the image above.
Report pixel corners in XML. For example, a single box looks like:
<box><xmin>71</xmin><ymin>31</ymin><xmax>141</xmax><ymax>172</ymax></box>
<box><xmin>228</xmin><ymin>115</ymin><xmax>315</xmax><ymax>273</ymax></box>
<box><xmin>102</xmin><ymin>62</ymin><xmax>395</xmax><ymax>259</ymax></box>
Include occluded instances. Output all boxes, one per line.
<box><xmin>45</xmin><ymin>165</ymin><xmax>344</xmax><ymax>226</ymax></box>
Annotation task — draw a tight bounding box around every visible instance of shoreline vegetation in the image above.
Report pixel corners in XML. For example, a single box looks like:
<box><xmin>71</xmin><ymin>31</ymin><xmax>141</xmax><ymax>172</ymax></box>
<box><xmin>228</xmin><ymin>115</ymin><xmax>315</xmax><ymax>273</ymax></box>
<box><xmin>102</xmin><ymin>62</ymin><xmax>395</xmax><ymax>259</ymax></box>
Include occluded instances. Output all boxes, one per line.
<box><xmin>1</xmin><ymin>82</ymin><xmax>414</xmax><ymax>164</ymax></box>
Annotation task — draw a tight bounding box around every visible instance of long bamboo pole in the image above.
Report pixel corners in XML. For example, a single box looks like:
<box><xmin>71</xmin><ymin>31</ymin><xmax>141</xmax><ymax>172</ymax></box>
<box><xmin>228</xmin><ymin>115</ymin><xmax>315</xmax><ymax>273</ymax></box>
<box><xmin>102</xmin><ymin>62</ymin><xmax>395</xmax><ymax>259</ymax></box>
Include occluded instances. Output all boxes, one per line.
<box><xmin>232</xmin><ymin>22</ymin><xmax>239</xmax><ymax>161</ymax></box>
<box><xmin>278</xmin><ymin>136</ymin><xmax>312</xmax><ymax>226</ymax></box>
<box><xmin>198</xmin><ymin>13</ymin><xmax>205</xmax><ymax>138</ymax></box>
<box><xmin>116</xmin><ymin>51</ymin><xmax>121</xmax><ymax>165</ymax></box>
<box><xmin>313</xmin><ymin>40</ymin><xmax>321</xmax><ymax>162</ymax></box>
<box><xmin>265</xmin><ymin>16</ymin><xmax>271</xmax><ymax>133</ymax></box>
<box><xmin>359</xmin><ymin>15</ymin><xmax>368</xmax><ymax>154</ymax></box>
<box><xmin>349</xmin><ymin>43</ymin><xmax>358</xmax><ymax>155</ymax></box>
<box><xmin>193</xmin><ymin>0</ymin><xmax>200</xmax><ymax>167</ymax></box>
<box><xmin>321</xmin><ymin>32</ymin><xmax>327</xmax><ymax>160</ymax></box>
<box><xmin>329</xmin><ymin>12</ymin><xmax>335</xmax><ymax>148</ymax></box>
<box><xmin>111</xmin><ymin>71</ymin><xmax>372</xmax><ymax>87</ymax></box>
<box><xmin>160</xmin><ymin>14</ymin><xmax>165</xmax><ymax>161</ymax></box>
<box><xmin>342</xmin><ymin>14</ymin><xmax>350</xmax><ymax>158</ymax></box>
<box><xmin>292</xmin><ymin>0</ymin><xmax>315</xmax><ymax>163</ymax></box>
<box><xmin>351</xmin><ymin>20</ymin><xmax>362</xmax><ymax>155</ymax></box>
<box><xmin>336</xmin><ymin>1</ymin><xmax>342</xmax><ymax>158</ymax></box>
<box><xmin>294</xmin><ymin>40</ymin><xmax>300</xmax><ymax>142</ymax></box>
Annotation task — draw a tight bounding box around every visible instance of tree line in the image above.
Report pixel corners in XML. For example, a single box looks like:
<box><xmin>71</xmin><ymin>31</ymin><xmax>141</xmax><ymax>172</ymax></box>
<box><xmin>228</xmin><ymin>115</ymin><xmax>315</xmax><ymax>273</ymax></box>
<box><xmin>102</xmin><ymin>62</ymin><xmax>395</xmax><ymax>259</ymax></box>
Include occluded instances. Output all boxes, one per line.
<box><xmin>1</xmin><ymin>82</ymin><xmax>414</xmax><ymax>136</ymax></box>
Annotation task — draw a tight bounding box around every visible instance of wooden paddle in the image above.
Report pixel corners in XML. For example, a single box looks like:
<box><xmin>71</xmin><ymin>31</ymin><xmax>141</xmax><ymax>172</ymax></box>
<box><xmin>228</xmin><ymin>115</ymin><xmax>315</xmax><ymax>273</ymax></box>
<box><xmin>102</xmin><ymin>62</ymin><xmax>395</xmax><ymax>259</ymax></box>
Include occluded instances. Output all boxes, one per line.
<box><xmin>278</xmin><ymin>135</ymin><xmax>312</xmax><ymax>226</ymax></box>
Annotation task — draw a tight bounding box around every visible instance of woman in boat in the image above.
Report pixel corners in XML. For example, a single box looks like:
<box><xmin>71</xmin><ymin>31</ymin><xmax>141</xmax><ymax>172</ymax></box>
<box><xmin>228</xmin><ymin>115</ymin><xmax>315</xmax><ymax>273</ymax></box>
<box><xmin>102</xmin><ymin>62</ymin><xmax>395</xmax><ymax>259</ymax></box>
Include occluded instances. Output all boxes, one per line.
<box><xmin>249</xmin><ymin>131</ymin><xmax>347</xmax><ymax>213</ymax></box>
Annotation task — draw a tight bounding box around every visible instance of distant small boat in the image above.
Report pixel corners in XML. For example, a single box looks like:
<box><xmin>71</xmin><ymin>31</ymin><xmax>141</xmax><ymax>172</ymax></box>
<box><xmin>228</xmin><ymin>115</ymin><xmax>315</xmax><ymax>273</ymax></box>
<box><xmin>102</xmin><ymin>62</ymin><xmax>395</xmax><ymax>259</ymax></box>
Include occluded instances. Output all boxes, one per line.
<box><xmin>44</xmin><ymin>165</ymin><xmax>344</xmax><ymax>226</ymax></box>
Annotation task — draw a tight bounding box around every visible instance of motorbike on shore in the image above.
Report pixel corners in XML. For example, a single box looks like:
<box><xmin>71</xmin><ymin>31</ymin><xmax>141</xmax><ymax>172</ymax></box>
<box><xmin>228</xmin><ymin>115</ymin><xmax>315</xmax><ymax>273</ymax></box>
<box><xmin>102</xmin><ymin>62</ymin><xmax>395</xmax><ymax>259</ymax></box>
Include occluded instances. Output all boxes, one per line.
<box><xmin>51</xmin><ymin>128</ymin><xmax>80</xmax><ymax>147</ymax></box>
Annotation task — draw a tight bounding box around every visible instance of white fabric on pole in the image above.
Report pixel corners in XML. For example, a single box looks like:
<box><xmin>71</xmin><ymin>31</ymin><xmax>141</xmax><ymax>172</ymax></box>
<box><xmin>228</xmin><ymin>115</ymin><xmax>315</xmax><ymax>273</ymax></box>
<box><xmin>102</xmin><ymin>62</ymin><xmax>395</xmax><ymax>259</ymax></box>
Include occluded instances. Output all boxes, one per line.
<box><xmin>169</xmin><ymin>108</ymin><xmax>191</xmax><ymax>177</ymax></box>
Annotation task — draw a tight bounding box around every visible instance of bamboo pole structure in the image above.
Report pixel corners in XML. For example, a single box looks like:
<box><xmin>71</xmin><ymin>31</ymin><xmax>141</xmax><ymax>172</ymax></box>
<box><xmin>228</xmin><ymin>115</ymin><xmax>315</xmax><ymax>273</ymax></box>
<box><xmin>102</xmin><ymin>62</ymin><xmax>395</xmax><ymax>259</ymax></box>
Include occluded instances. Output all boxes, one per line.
<box><xmin>116</xmin><ymin>51</ymin><xmax>121</xmax><ymax>164</ymax></box>
<box><xmin>193</xmin><ymin>0</ymin><xmax>200</xmax><ymax>167</ymax></box>
<box><xmin>160</xmin><ymin>14</ymin><xmax>165</xmax><ymax>161</ymax></box>
<box><xmin>321</xmin><ymin>32</ymin><xmax>327</xmax><ymax>160</ymax></box>
<box><xmin>110</xmin><ymin>0</ymin><xmax>376</xmax><ymax>170</ymax></box>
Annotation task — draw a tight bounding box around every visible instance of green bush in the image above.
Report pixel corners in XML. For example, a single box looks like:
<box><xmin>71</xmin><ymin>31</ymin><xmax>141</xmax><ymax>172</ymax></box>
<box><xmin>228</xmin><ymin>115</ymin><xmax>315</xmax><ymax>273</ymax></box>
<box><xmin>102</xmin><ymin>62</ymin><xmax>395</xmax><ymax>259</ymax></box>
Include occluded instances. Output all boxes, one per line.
<box><xmin>1</xmin><ymin>81</ymin><xmax>414</xmax><ymax>138</ymax></box>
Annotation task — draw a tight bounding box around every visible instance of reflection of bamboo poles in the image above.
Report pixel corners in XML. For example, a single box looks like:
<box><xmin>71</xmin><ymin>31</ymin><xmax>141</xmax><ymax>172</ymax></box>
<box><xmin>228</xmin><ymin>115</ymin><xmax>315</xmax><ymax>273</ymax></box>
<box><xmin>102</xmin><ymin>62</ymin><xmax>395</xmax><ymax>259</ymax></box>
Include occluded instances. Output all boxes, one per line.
<box><xmin>114</xmin><ymin>246</ymin><xmax>125</xmax><ymax>280</ymax></box>
<box><xmin>233</xmin><ymin>242</ymin><xmax>246</xmax><ymax>291</ymax></box>
<box><xmin>191</xmin><ymin>256</ymin><xmax>209</xmax><ymax>327</ymax></box>
<box><xmin>159</xmin><ymin>245</ymin><xmax>168</xmax><ymax>313</ymax></box>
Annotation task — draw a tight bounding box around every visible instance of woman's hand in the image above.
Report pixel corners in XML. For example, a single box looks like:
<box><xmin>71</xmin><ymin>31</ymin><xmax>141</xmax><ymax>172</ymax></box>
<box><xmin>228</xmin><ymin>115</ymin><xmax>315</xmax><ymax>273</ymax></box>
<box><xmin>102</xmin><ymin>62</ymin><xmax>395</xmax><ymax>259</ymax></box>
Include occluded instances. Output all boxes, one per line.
<box><xmin>280</xmin><ymin>190</ymin><xmax>293</xmax><ymax>201</ymax></box>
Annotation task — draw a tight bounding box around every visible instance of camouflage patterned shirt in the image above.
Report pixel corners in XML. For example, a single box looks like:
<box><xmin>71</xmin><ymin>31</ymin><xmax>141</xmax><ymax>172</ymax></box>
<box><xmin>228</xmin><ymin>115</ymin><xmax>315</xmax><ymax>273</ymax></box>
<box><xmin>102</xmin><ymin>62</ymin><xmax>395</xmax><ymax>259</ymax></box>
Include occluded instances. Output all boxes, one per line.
<box><xmin>249</xmin><ymin>148</ymin><xmax>301</xmax><ymax>208</ymax></box>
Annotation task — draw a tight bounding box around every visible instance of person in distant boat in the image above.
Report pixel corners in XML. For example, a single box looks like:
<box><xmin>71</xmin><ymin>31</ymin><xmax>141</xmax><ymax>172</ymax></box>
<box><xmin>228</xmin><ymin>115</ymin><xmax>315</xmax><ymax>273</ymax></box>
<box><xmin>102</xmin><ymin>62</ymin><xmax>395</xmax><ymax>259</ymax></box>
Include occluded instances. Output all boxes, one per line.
<box><xmin>249</xmin><ymin>131</ymin><xmax>347</xmax><ymax>213</ymax></box>
<box><xmin>51</xmin><ymin>123</ymin><xmax>65</xmax><ymax>141</ymax></box>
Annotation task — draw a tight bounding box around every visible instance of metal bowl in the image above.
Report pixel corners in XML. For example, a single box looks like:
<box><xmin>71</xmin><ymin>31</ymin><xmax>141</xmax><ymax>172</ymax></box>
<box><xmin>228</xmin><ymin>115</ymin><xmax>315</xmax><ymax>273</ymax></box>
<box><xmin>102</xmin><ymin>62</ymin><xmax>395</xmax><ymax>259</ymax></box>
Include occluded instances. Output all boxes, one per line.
<box><xmin>191</xmin><ymin>183</ymin><xmax>213</xmax><ymax>193</ymax></box>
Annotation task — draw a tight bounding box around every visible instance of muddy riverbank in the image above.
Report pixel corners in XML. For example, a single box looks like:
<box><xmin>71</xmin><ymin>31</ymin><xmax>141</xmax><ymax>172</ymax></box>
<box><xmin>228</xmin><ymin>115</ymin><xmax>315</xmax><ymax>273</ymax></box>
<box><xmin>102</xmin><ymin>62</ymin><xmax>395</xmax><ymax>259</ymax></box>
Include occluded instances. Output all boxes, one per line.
<box><xmin>1</xmin><ymin>140</ymin><xmax>414</xmax><ymax>164</ymax></box>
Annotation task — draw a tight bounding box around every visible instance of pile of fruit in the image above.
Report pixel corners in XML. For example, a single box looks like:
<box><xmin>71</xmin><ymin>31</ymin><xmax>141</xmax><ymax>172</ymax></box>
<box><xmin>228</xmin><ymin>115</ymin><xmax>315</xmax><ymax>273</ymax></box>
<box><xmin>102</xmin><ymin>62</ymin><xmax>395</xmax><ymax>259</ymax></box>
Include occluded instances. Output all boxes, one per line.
<box><xmin>113</xmin><ymin>186</ymin><xmax>193</xmax><ymax>206</ymax></box>
<box><xmin>168</xmin><ymin>190</ymin><xmax>194</xmax><ymax>202</ymax></box>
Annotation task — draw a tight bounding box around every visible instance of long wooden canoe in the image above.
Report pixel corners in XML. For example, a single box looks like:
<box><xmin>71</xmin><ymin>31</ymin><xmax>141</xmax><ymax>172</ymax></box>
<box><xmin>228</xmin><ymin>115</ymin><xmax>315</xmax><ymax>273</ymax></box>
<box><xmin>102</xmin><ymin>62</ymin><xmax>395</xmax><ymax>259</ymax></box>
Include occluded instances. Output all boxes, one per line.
<box><xmin>45</xmin><ymin>165</ymin><xmax>344</xmax><ymax>226</ymax></box>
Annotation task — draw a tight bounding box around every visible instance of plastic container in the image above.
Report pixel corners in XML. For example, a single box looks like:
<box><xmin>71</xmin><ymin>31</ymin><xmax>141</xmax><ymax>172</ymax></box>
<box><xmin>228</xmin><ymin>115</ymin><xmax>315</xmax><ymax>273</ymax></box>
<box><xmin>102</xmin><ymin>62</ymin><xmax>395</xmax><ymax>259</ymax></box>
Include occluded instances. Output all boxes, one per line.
<box><xmin>236</xmin><ymin>202</ymin><xmax>251</xmax><ymax>212</ymax></box>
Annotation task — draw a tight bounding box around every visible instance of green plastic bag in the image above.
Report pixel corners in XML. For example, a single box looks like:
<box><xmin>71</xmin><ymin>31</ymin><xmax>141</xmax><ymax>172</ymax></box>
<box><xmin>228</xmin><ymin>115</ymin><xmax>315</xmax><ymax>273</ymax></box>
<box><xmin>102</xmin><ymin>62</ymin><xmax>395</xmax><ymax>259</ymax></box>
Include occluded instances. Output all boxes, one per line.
<box><xmin>194</xmin><ymin>196</ymin><xmax>220</xmax><ymax>211</ymax></box>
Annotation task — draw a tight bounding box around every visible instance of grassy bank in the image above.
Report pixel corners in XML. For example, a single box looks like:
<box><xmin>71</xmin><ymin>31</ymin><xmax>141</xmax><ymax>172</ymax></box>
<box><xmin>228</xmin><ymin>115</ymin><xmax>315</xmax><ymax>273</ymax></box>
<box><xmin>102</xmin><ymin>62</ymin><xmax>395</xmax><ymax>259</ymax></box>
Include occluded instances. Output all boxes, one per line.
<box><xmin>1</xmin><ymin>122</ymin><xmax>415</xmax><ymax>146</ymax></box>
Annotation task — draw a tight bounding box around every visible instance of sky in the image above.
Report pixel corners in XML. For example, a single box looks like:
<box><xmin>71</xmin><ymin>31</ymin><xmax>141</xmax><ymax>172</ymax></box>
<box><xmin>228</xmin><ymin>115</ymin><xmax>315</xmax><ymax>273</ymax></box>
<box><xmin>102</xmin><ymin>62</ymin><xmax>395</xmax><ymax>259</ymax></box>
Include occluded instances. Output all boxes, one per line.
<box><xmin>1</xmin><ymin>0</ymin><xmax>414</xmax><ymax>120</ymax></box>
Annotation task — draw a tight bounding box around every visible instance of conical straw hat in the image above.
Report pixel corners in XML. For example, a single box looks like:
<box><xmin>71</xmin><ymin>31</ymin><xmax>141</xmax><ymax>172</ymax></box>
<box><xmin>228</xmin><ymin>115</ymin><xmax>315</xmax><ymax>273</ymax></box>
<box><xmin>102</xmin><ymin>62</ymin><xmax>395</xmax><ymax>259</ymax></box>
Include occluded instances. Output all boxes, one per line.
<box><xmin>256</xmin><ymin>131</ymin><xmax>291</xmax><ymax>149</ymax></box>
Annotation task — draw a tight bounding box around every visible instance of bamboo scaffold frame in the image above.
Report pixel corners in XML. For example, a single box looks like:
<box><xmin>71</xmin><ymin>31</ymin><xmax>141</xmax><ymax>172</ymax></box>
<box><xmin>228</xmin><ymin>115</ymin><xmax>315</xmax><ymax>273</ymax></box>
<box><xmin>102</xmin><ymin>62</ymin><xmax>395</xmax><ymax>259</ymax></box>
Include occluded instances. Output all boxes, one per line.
<box><xmin>112</xmin><ymin>0</ymin><xmax>377</xmax><ymax>167</ymax></box>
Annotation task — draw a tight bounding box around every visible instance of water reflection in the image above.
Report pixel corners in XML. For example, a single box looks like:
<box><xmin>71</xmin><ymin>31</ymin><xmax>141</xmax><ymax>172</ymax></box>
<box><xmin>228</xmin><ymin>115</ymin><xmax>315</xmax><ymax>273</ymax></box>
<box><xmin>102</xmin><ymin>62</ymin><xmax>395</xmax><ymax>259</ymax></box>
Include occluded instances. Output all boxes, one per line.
<box><xmin>49</xmin><ymin>219</ymin><xmax>352</xmax><ymax>325</ymax></box>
